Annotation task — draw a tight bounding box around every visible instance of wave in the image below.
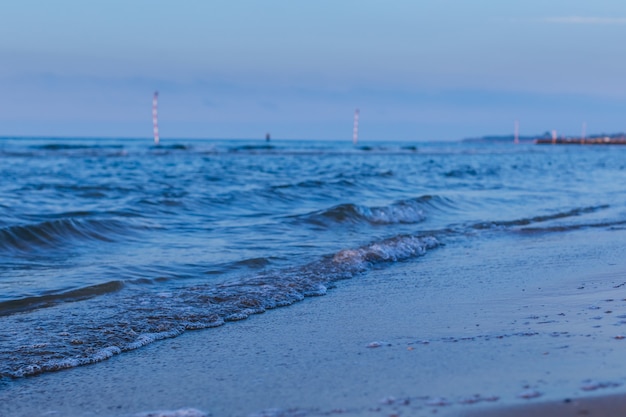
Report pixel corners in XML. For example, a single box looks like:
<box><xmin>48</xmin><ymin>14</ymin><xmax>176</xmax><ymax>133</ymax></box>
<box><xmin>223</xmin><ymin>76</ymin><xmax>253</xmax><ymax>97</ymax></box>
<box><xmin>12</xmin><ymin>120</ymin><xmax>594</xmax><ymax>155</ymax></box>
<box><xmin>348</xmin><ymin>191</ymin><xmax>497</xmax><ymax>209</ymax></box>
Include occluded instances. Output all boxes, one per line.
<box><xmin>0</xmin><ymin>150</ymin><xmax>37</xmax><ymax>158</ymax></box>
<box><xmin>1</xmin><ymin>233</ymin><xmax>439</xmax><ymax>379</ymax></box>
<box><xmin>153</xmin><ymin>144</ymin><xmax>189</xmax><ymax>150</ymax></box>
<box><xmin>357</xmin><ymin>145</ymin><xmax>419</xmax><ymax>153</ymax></box>
<box><xmin>0</xmin><ymin>280</ymin><xmax>124</xmax><ymax>316</ymax></box>
<box><xmin>229</xmin><ymin>144</ymin><xmax>275</xmax><ymax>152</ymax></box>
<box><xmin>30</xmin><ymin>143</ymin><xmax>127</xmax><ymax>156</ymax></box>
<box><xmin>0</xmin><ymin>217</ymin><xmax>135</xmax><ymax>253</ymax></box>
<box><xmin>3</xmin><ymin>202</ymin><xmax>622</xmax><ymax>379</ymax></box>
<box><xmin>201</xmin><ymin>256</ymin><xmax>279</xmax><ymax>275</ymax></box>
<box><xmin>517</xmin><ymin>219</ymin><xmax>626</xmax><ymax>234</ymax></box>
<box><xmin>271</xmin><ymin>178</ymin><xmax>356</xmax><ymax>191</ymax></box>
<box><xmin>444</xmin><ymin>165</ymin><xmax>500</xmax><ymax>179</ymax></box>
<box><xmin>471</xmin><ymin>205</ymin><xmax>610</xmax><ymax>230</ymax></box>
<box><xmin>295</xmin><ymin>197</ymin><xmax>442</xmax><ymax>227</ymax></box>
<box><xmin>231</xmin><ymin>256</ymin><xmax>274</xmax><ymax>269</ymax></box>
<box><xmin>32</xmin><ymin>144</ymin><xmax>107</xmax><ymax>151</ymax></box>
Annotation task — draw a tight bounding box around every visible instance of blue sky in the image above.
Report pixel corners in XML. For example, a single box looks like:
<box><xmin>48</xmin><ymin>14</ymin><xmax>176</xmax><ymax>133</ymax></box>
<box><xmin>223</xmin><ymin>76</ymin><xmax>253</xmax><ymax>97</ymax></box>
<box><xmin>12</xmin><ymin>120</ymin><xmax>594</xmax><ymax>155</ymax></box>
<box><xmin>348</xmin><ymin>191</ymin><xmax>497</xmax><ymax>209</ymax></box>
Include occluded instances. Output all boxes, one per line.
<box><xmin>1</xmin><ymin>0</ymin><xmax>626</xmax><ymax>141</ymax></box>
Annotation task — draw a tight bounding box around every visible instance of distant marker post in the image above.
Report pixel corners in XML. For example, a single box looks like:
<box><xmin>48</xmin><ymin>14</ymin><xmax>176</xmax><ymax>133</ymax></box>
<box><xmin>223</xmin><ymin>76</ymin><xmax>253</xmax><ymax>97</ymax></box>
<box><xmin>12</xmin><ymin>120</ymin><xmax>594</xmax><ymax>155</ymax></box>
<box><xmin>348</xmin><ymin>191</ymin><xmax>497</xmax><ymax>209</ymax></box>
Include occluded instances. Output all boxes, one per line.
<box><xmin>353</xmin><ymin>109</ymin><xmax>360</xmax><ymax>145</ymax></box>
<box><xmin>514</xmin><ymin>120</ymin><xmax>519</xmax><ymax>145</ymax></box>
<box><xmin>152</xmin><ymin>91</ymin><xmax>160</xmax><ymax>145</ymax></box>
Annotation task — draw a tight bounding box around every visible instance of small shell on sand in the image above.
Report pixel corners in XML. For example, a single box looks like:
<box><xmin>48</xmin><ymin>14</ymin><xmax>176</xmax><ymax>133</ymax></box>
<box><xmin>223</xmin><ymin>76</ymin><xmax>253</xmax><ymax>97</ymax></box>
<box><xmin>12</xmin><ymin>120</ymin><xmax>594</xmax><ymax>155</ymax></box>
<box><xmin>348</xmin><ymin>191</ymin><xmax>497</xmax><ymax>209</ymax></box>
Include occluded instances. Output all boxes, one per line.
<box><xmin>580</xmin><ymin>380</ymin><xmax>621</xmax><ymax>391</ymax></box>
<box><xmin>366</xmin><ymin>341</ymin><xmax>390</xmax><ymax>348</ymax></box>
<box><xmin>379</xmin><ymin>396</ymin><xmax>396</xmax><ymax>405</ymax></box>
<box><xmin>458</xmin><ymin>394</ymin><xmax>500</xmax><ymax>404</ymax></box>
<box><xmin>517</xmin><ymin>389</ymin><xmax>542</xmax><ymax>399</ymax></box>
<box><xmin>378</xmin><ymin>396</ymin><xmax>410</xmax><ymax>406</ymax></box>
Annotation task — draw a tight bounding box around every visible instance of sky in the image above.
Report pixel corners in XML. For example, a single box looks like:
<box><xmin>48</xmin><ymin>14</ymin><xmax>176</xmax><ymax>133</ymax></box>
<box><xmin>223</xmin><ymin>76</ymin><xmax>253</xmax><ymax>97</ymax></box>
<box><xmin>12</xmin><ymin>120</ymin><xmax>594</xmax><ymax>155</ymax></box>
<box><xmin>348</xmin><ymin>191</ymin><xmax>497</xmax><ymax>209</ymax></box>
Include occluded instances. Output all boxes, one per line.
<box><xmin>1</xmin><ymin>0</ymin><xmax>626</xmax><ymax>141</ymax></box>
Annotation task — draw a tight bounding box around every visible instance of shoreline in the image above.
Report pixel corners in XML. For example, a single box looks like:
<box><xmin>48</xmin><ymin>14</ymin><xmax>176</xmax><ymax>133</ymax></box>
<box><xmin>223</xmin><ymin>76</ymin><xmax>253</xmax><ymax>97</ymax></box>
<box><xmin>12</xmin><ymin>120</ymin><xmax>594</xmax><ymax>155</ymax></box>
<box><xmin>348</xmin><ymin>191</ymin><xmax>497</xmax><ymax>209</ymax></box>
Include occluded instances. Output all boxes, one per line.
<box><xmin>3</xmin><ymin>228</ymin><xmax>626</xmax><ymax>416</ymax></box>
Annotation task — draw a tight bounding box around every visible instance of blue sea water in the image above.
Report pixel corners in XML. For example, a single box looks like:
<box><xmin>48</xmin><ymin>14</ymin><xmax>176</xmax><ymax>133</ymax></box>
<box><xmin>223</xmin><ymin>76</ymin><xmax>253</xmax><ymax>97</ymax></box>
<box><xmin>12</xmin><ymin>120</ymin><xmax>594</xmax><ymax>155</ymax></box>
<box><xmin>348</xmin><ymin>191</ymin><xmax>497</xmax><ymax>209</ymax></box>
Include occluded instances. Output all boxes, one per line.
<box><xmin>1</xmin><ymin>137</ymin><xmax>626</xmax><ymax>381</ymax></box>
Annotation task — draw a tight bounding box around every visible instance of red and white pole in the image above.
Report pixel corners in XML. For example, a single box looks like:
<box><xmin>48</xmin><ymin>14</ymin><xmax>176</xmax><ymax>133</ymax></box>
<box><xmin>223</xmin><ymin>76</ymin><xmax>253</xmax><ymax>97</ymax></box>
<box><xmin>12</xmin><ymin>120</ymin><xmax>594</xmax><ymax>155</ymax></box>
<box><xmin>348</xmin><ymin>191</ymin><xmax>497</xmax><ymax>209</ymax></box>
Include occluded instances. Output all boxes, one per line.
<box><xmin>152</xmin><ymin>91</ymin><xmax>160</xmax><ymax>145</ymax></box>
<box><xmin>352</xmin><ymin>108</ymin><xmax>359</xmax><ymax>145</ymax></box>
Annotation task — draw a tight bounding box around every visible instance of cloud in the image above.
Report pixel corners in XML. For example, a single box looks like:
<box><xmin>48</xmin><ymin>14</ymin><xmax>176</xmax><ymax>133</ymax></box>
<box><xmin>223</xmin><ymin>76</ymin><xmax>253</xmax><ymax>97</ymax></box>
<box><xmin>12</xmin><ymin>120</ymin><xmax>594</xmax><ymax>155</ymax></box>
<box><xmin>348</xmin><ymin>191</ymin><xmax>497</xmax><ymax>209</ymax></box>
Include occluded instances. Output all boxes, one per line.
<box><xmin>541</xmin><ymin>16</ymin><xmax>626</xmax><ymax>25</ymax></box>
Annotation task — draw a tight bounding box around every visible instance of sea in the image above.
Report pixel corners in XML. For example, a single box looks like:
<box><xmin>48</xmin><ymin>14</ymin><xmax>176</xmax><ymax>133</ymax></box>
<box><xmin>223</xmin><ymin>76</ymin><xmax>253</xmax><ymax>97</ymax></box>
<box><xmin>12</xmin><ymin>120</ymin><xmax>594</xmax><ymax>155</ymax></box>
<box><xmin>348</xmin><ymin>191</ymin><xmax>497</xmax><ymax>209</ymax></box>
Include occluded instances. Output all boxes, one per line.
<box><xmin>1</xmin><ymin>137</ymin><xmax>626</xmax><ymax>384</ymax></box>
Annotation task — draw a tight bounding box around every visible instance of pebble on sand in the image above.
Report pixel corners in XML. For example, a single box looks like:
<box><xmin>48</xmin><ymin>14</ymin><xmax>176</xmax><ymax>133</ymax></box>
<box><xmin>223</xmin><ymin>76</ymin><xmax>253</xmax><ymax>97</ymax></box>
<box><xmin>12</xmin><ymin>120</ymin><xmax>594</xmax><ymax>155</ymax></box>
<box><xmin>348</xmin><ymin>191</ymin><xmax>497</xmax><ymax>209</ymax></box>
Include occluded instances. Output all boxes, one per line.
<box><xmin>517</xmin><ymin>389</ymin><xmax>542</xmax><ymax>399</ymax></box>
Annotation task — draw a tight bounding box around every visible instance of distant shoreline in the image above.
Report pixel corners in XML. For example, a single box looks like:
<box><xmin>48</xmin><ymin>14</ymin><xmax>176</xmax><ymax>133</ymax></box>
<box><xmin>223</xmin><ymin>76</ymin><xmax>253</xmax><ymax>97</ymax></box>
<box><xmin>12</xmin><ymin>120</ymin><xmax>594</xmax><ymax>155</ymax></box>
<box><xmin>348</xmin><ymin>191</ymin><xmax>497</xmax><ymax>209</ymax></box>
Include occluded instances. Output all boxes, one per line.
<box><xmin>534</xmin><ymin>136</ymin><xmax>626</xmax><ymax>145</ymax></box>
<box><xmin>465</xmin><ymin>133</ymin><xmax>626</xmax><ymax>145</ymax></box>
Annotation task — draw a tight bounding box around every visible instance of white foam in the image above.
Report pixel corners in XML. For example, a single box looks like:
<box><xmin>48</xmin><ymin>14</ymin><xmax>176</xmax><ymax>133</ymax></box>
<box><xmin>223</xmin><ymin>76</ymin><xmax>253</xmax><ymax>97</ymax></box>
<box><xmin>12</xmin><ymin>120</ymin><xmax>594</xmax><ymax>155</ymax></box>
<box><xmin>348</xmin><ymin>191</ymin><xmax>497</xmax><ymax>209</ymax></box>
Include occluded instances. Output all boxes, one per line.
<box><xmin>126</xmin><ymin>328</ymin><xmax>184</xmax><ymax>350</ymax></box>
<box><xmin>14</xmin><ymin>345</ymin><xmax>123</xmax><ymax>377</ymax></box>
<box><xmin>133</xmin><ymin>408</ymin><xmax>209</xmax><ymax>417</ymax></box>
<box><xmin>225</xmin><ymin>312</ymin><xmax>250</xmax><ymax>321</ymax></box>
<box><xmin>303</xmin><ymin>284</ymin><xmax>327</xmax><ymax>296</ymax></box>
<box><xmin>366</xmin><ymin>204</ymin><xmax>426</xmax><ymax>225</ymax></box>
<box><xmin>332</xmin><ymin>235</ymin><xmax>438</xmax><ymax>268</ymax></box>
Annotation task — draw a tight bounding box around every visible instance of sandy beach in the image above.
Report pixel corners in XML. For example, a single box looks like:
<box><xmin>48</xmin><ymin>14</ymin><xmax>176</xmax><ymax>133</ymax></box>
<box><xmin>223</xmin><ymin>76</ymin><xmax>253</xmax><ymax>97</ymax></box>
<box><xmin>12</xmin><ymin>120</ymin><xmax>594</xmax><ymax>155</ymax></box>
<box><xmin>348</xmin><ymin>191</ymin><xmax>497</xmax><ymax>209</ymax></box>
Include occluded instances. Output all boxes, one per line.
<box><xmin>3</xmin><ymin>226</ymin><xmax>626</xmax><ymax>417</ymax></box>
<box><xmin>4</xmin><ymin>0</ymin><xmax>626</xmax><ymax>415</ymax></box>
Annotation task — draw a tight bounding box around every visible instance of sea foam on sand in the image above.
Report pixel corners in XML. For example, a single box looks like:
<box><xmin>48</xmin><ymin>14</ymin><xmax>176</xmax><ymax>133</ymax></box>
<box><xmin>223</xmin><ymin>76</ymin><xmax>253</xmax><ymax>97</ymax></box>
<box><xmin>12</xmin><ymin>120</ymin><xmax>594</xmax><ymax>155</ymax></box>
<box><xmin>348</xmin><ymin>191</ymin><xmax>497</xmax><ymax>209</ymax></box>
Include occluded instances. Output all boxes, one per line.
<box><xmin>134</xmin><ymin>409</ymin><xmax>208</xmax><ymax>417</ymax></box>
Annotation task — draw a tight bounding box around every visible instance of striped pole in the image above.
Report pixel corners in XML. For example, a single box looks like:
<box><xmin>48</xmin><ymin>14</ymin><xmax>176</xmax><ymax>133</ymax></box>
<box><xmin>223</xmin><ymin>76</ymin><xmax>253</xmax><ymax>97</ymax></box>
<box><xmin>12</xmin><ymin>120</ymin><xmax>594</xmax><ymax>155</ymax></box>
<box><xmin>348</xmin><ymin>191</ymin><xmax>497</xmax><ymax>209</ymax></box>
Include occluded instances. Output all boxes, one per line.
<box><xmin>352</xmin><ymin>108</ymin><xmax>359</xmax><ymax>145</ymax></box>
<box><xmin>152</xmin><ymin>91</ymin><xmax>160</xmax><ymax>145</ymax></box>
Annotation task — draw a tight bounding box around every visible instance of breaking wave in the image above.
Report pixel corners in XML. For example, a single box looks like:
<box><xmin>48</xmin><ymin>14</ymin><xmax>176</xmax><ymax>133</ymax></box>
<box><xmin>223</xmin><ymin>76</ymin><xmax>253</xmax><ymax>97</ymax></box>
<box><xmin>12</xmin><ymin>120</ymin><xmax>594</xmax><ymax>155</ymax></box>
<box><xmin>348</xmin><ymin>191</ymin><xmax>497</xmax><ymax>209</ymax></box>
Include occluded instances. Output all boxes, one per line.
<box><xmin>295</xmin><ymin>196</ymin><xmax>448</xmax><ymax>226</ymax></box>
<box><xmin>471</xmin><ymin>205</ymin><xmax>611</xmax><ymax>230</ymax></box>
<box><xmin>0</xmin><ymin>218</ymin><xmax>137</xmax><ymax>253</ymax></box>
<box><xmin>1</xmin><ymin>234</ymin><xmax>439</xmax><ymax>379</ymax></box>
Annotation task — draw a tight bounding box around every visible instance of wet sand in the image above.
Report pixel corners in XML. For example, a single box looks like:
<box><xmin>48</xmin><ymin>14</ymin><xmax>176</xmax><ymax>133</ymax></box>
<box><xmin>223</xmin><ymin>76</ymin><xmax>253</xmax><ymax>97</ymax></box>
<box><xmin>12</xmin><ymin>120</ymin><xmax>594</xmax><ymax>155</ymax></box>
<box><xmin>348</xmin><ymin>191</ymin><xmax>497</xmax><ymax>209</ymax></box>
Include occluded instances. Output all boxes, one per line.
<box><xmin>2</xmin><ymin>227</ymin><xmax>626</xmax><ymax>417</ymax></box>
<box><xmin>461</xmin><ymin>394</ymin><xmax>626</xmax><ymax>417</ymax></box>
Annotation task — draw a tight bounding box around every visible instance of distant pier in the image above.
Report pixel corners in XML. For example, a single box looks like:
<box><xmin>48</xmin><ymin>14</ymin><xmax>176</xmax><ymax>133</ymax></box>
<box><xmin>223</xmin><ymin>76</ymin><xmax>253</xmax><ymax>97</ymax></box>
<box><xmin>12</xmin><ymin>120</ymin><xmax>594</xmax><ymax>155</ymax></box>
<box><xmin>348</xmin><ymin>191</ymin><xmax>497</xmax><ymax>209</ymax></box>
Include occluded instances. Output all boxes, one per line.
<box><xmin>535</xmin><ymin>136</ymin><xmax>626</xmax><ymax>145</ymax></box>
